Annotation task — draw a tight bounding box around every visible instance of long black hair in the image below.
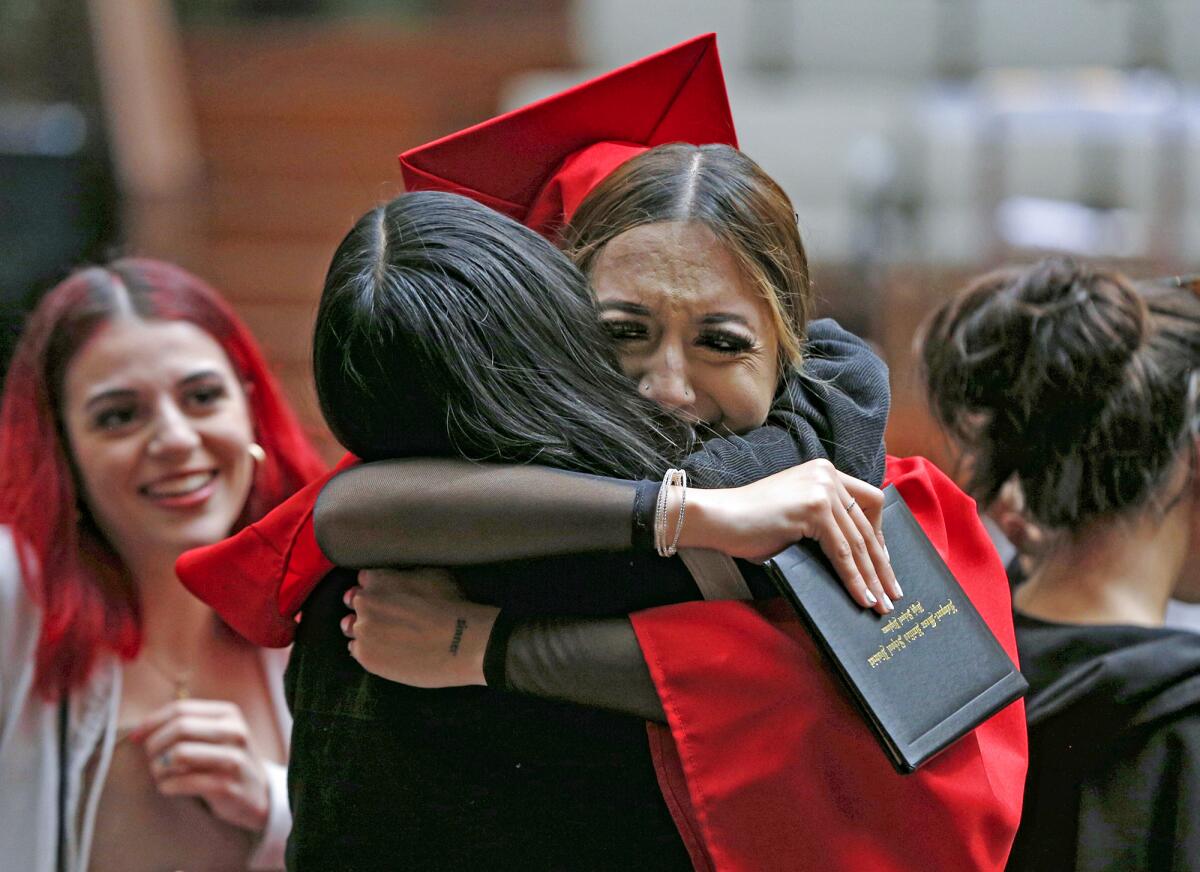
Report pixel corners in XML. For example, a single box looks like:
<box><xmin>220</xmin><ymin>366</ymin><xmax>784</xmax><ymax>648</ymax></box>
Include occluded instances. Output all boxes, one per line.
<box><xmin>313</xmin><ymin>190</ymin><xmax>691</xmax><ymax>478</ymax></box>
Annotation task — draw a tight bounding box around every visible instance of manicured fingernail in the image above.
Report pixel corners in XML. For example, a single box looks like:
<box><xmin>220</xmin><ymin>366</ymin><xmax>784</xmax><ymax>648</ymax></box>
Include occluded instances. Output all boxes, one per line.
<box><xmin>894</xmin><ymin>581</ymin><xmax>904</xmax><ymax>598</ymax></box>
<box><xmin>343</xmin><ymin>588</ymin><xmax>354</xmax><ymax>607</ymax></box>
<box><xmin>340</xmin><ymin>615</ymin><xmax>352</xmax><ymax>635</ymax></box>
<box><xmin>880</xmin><ymin>593</ymin><xmax>894</xmax><ymax>612</ymax></box>
<box><xmin>863</xmin><ymin>589</ymin><xmax>877</xmax><ymax>606</ymax></box>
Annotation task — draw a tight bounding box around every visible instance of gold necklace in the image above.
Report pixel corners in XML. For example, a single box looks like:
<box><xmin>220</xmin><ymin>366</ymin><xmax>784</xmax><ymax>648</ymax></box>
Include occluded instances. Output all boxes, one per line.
<box><xmin>139</xmin><ymin>652</ymin><xmax>194</xmax><ymax>700</ymax></box>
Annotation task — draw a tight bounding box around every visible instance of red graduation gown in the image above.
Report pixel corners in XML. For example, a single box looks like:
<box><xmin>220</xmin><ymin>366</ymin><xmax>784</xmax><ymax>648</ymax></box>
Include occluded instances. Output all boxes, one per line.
<box><xmin>631</xmin><ymin>455</ymin><xmax>1027</xmax><ymax>871</ymax></box>
<box><xmin>176</xmin><ymin>454</ymin><xmax>1026</xmax><ymax>870</ymax></box>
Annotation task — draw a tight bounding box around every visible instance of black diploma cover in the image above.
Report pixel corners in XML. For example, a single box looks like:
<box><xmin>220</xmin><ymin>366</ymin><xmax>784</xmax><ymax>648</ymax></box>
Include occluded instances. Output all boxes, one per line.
<box><xmin>765</xmin><ymin>486</ymin><xmax>1027</xmax><ymax>772</ymax></box>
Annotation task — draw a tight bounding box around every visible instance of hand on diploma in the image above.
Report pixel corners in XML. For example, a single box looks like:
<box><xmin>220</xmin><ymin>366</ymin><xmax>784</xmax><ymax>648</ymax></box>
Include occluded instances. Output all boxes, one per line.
<box><xmin>683</xmin><ymin>459</ymin><xmax>901</xmax><ymax>613</ymax></box>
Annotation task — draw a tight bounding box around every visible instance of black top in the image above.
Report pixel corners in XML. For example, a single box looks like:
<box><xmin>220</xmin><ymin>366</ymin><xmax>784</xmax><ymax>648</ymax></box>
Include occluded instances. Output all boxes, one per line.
<box><xmin>285</xmin><ymin>560</ymin><xmax>700</xmax><ymax>872</ymax></box>
<box><xmin>1009</xmin><ymin>612</ymin><xmax>1200</xmax><ymax>872</ymax></box>
<box><xmin>285</xmin><ymin>319</ymin><xmax>890</xmax><ymax>870</ymax></box>
<box><xmin>287</xmin><ymin>515</ymin><xmax>782</xmax><ymax>870</ymax></box>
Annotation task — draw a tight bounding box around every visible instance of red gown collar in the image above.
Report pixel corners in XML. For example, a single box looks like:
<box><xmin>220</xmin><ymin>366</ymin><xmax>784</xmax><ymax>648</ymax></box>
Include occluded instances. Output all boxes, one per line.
<box><xmin>175</xmin><ymin>454</ymin><xmax>356</xmax><ymax>647</ymax></box>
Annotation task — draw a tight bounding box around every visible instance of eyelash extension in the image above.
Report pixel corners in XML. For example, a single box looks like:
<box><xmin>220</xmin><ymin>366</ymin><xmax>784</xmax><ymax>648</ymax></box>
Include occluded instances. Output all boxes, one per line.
<box><xmin>698</xmin><ymin>330</ymin><xmax>754</xmax><ymax>355</ymax></box>
<box><xmin>601</xmin><ymin>320</ymin><xmax>648</xmax><ymax>341</ymax></box>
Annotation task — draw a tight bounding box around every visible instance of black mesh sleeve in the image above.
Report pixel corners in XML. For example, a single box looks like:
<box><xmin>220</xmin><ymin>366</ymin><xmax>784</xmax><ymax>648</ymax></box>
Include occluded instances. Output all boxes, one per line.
<box><xmin>484</xmin><ymin>613</ymin><xmax>665</xmax><ymax>723</ymax></box>
<box><xmin>314</xmin><ymin>462</ymin><xmax>638</xmax><ymax>568</ymax></box>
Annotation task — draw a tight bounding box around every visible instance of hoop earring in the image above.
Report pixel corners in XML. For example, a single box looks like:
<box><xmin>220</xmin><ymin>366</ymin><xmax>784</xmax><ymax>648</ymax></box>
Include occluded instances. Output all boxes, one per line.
<box><xmin>248</xmin><ymin>442</ymin><xmax>266</xmax><ymax>464</ymax></box>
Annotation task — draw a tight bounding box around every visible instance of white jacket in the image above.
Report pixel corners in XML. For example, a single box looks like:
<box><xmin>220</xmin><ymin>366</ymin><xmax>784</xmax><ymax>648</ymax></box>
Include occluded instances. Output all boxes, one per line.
<box><xmin>0</xmin><ymin>527</ymin><xmax>292</xmax><ymax>871</ymax></box>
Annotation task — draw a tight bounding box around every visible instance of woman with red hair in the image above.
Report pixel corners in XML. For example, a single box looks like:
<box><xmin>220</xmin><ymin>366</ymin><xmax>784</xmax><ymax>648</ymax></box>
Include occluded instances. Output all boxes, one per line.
<box><xmin>0</xmin><ymin>259</ymin><xmax>325</xmax><ymax>871</ymax></box>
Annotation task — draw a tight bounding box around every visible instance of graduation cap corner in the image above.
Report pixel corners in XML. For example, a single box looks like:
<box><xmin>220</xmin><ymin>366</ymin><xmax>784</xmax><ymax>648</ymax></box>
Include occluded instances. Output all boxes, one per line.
<box><xmin>399</xmin><ymin>33</ymin><xmax>737</xmax><ymax>238</ymax></box>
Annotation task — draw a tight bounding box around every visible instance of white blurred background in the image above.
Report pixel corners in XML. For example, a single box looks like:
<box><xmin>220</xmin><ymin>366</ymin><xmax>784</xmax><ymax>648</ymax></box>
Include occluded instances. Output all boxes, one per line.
<box><xmin>3</xmin><ymin>0</ymin><xmax>1197</xmax><ymax>462</ymax></box>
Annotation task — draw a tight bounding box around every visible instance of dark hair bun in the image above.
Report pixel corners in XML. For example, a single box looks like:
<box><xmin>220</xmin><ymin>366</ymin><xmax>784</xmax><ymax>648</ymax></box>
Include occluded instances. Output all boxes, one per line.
<box><xmin>922</xmin><ymin>256</ymin><xmax>1147</xmax><ymax>506</ymax></box>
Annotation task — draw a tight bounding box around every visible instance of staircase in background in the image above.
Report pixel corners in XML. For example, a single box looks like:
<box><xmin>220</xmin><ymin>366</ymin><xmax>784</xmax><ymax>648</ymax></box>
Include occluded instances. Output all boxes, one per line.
<box><xmin>179</xmin><ymin>5</ymin><xmax>570</xmax><ymax>460</ymax></box>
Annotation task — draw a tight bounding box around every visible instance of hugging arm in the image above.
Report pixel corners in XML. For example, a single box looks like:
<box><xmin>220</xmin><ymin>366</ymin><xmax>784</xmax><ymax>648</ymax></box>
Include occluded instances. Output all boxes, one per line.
<box><xmin>340</xmin><ymin>454</ymin><xmax>897</xmax><ymax>723</ymax></box>
<box><xmin>326</xmin><ymin>319</ymin><xmax>890</xmax><ymax>719</ymax></box>
<box><xmin>314</xmin><ymin>463</ymin><xmax>647</xmax><ymax>568</ymax></box>
<box><xmin>317</xmin><ymin>319</ymin><xmax>888</xmax><ymax>565</ymax></box>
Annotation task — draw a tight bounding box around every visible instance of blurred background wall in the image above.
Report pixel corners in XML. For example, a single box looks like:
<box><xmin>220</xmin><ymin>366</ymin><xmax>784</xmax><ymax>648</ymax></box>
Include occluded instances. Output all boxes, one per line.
<box><xmin>3</xmin><ymin>0</ymin><xmax>1197</xmax><ymax>466</ymax></box>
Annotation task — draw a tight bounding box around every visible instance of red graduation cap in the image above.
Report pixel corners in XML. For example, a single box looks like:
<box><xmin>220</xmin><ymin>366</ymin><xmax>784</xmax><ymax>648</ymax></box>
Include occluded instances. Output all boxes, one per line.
<box><xmin>399</xmin><ymin>33</ymin><xmax>737</xmax><ymax>238</ymax></box>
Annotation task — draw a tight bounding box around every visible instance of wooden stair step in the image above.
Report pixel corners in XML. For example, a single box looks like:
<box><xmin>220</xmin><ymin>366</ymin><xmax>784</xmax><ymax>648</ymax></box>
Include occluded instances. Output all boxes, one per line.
<box><xmin>203</xmin><ymin>175</ymin><xmax>399</xmax><ymax>240</ymax></box>
<box><xmin>195</xmin><ymin>119</ymin><xmax>441</xmax><ymax>181</ymax></box>
<box><xmin>206</xmin><ymin>237</ymin><xmax>336</xmax><ymax>306</ymax></box>
<box><xmin>179</xmin><ymin>6</ymin><xmax>571</xmax><ymax>454</ymax></box>
<box><xmin>185</xmin><ymin>20</ymin><xmax>569</xmax><ymax>125</ymax></box>
<box><xmin>232</xmin><ymin>300</ymin><xmax>319</xmax><ymax>366</ymax></box>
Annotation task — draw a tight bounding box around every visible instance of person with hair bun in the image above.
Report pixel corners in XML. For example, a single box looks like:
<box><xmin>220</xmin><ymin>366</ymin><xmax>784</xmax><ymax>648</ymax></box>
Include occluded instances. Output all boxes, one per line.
<box><xmin>0</xmin><ymin>259</ymin><xmax>326</xmax><ymax>871</ymax></box>
<box><xmin>922</xmin><ymin>256</ymin><xmax>1200</xmax><ymax>871</ymax></box>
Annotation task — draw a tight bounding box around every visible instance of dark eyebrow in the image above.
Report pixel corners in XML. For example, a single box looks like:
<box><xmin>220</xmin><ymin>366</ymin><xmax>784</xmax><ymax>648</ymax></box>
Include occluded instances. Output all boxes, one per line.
<box><xmin>700</xmin><ymin>312</ymin><xmax>752</xmax><ymax>327</ymax></box>
<box><xmin>85</xmin><ymin>388</ymin><xmax>137</xmax><ymax>411</ymax></box>
<box><xmin>84</xmin><ymin>369</ymin><xmax>225</xmax><ymax>411</ymax></box>
<box><xmin>597</xmin><ymin>301</ymin><xmax>651</xmax><ymax>317</ymax></box>
<box><xmin>179</xmin><ymin>369</ymin><xmax>225</xmax><ymax>387</ymax></box>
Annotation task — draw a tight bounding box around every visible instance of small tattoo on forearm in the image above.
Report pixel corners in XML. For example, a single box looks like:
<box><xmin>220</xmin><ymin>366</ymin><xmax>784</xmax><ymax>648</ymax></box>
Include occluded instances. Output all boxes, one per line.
<box><xmin>449</xmin><ymin>618</ymin><xmax>467</xmax><ymax>655</ymax></box>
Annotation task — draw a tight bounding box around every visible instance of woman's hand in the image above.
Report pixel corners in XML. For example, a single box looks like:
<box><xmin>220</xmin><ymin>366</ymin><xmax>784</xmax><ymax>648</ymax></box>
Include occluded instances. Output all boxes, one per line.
<box><xmin>680</xmin><ymin>459</ymin><xmax>901</xmax><ymax>613</ymax></box>
<box><xmin>342</xmin><ymin>568</ymin><xmax>499</xmax><ymax>688</ymax></box>
<box><xmin>131</xmin><ymin>699</ymin><xmax>270</xmax><ymax>832</ymax></box>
